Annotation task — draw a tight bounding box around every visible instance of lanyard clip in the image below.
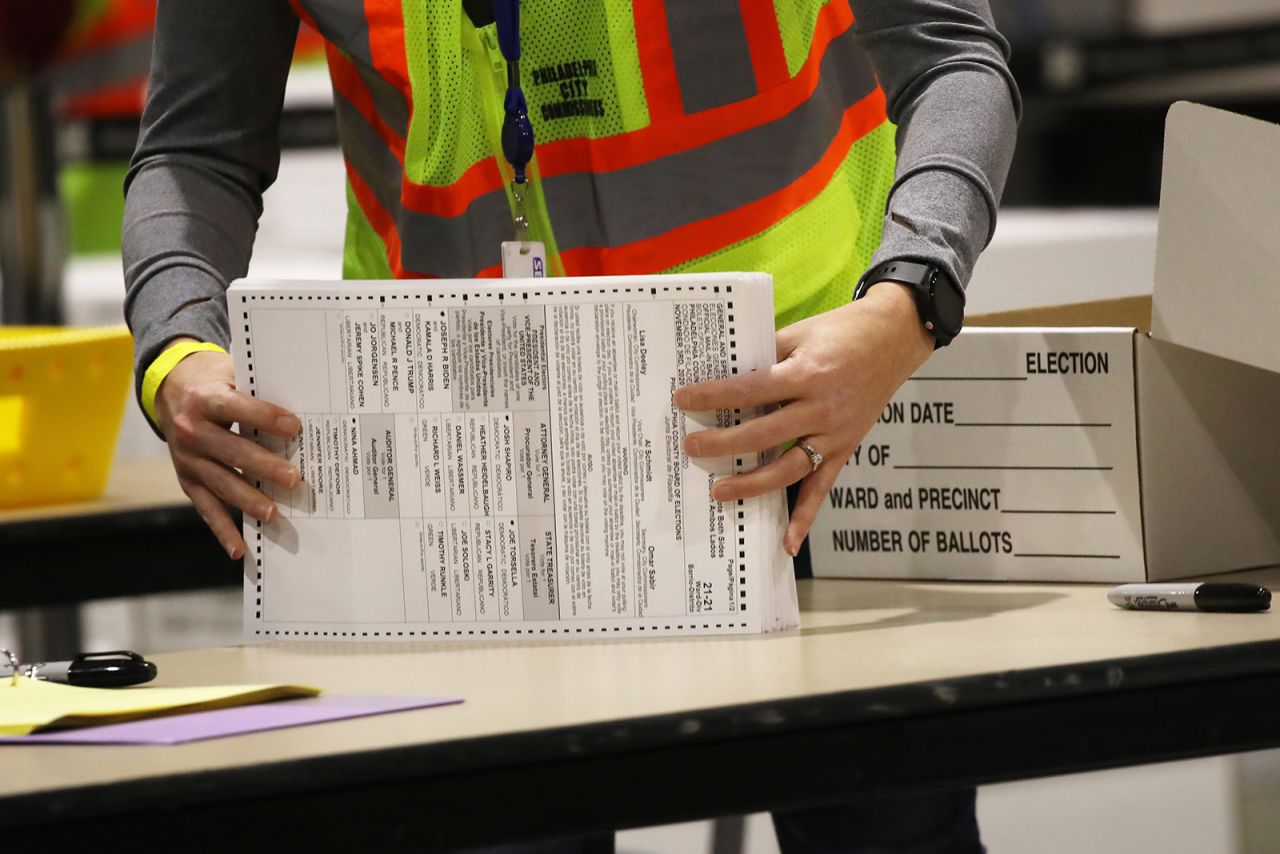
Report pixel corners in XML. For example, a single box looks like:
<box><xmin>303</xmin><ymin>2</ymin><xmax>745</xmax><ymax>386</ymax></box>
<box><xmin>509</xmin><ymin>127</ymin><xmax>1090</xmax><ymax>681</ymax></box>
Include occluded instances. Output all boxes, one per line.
<box><xmin>511</xmin><ymin>178</ymin><xmax>530</xmax><ymax>245</ymax></box>
<box><xmin>502</xmin><ymin>85</ymin><xmax>534</xmax><ymax>185</ymax></box>
<box><xmin>495</xmin><ymin>0</ymin><xmax>536</xmax><ymax>251</ymax></box>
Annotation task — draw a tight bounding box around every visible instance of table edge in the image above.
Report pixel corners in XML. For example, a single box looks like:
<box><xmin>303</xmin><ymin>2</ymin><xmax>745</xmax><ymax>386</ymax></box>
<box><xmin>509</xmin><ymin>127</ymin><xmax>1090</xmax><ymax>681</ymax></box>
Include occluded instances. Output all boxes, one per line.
<box><xmin>5</xmin><ymin>635</ymin><xmax>1280</xmax><ymax>828</ymax></box>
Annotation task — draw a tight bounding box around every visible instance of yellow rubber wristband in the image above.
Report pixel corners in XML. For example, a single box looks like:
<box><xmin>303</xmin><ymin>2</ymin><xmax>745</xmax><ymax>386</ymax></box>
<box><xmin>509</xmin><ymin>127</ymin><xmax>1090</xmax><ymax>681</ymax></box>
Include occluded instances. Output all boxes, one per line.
<box><xmin>141</xmin><ymin>341</ymin><xmax>228</xmax><ymax>426</ymax></box>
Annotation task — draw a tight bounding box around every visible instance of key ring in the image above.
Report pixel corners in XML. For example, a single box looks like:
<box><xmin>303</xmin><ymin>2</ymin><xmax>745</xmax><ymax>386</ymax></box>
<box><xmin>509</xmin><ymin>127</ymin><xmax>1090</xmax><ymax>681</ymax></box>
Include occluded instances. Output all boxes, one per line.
<box><xmin>511</xmin><ymin>179</ymin><xmax>530</xmax><ymax>248</ymax></box>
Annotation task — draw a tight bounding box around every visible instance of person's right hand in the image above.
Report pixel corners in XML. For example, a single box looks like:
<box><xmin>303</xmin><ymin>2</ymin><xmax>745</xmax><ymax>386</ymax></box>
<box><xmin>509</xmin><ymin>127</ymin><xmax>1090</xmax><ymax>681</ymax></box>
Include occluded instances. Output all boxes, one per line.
<box><xmin>153</xmin><ymin>338</ymin><xmax>301</xmax><ymax>559</ymax></box>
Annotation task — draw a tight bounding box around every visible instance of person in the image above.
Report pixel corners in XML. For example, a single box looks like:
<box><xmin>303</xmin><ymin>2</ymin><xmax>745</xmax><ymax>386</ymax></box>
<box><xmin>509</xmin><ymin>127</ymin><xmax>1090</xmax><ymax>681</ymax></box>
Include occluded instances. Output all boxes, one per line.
<box><xmin>47</xmin><ymin>0</ymin><xmax>328</xmax><ymax>256</ymax></box>
<box><xmin>123</xmin><ymin>2</ymin><xmax>1019</xmax><ymax>851</ymax></box>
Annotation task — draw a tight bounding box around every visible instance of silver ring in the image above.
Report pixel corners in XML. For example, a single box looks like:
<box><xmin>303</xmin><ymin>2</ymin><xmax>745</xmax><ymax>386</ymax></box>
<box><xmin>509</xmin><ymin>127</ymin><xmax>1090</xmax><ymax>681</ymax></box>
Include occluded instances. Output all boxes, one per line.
<box><xmin>795</xmin><ymin>439</ymin><xmax>824</xmax><ymax>474</ymax></box>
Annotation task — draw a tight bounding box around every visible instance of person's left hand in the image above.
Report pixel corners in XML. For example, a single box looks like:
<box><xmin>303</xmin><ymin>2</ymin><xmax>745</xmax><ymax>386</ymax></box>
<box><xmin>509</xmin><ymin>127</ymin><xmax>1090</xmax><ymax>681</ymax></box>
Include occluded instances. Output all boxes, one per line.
<box><xmin>675</xmin><ymin>282</ymin><xmax>936</xmax><ymax>556</ymax></box>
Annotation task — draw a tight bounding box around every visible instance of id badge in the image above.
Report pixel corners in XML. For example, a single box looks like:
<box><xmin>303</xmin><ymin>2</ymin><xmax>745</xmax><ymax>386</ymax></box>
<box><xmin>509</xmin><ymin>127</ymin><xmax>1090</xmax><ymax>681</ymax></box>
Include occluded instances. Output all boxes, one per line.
<box><xmin>501</xmin><ymin>241</ymin><xmax>547</xmax><ymax>278</ymax></box>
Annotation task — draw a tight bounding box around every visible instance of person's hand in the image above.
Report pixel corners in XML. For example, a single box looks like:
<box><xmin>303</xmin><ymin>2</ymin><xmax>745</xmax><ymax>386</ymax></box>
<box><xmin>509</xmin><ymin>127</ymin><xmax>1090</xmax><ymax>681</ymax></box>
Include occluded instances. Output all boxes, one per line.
<box><xmin>153</xmin><ymin>338</ymin><xmax>302</xmax><ymax>559</ymax></box>
<box><xmin>675</xmin><ymin>284</ymin><xmax>935</xmax><ymax>555</ymax></box>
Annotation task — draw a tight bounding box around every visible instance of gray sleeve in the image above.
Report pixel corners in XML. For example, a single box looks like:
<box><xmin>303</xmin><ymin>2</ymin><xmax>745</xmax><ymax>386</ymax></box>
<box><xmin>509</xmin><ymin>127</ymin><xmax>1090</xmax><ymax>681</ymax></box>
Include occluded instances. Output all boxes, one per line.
<box><xmin>122</xmin><ymin>0</ymin><xmax>299</xmax><ymax>420</ymax></box>
<box><xmin>851</xmin><ymin>0</ymin><xmax>1022</xmax><ymax>292</ymax></box>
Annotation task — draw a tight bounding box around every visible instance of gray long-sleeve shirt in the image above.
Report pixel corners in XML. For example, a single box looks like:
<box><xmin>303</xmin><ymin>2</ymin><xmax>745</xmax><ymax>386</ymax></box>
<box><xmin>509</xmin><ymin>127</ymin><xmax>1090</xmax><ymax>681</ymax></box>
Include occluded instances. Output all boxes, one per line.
<box><xmin>123</xmin><ymin>0</ymin><xmax>1020</xmax><ymax>414</ymax></box>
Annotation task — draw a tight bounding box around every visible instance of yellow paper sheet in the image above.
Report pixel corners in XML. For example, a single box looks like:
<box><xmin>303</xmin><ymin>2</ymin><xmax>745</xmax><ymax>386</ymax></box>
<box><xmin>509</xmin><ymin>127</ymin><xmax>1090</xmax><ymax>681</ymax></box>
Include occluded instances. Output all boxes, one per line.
<box><xmin>0</xmin><ymin>676</ymin><xmax>320</xmax><ymax>735</ymax></box>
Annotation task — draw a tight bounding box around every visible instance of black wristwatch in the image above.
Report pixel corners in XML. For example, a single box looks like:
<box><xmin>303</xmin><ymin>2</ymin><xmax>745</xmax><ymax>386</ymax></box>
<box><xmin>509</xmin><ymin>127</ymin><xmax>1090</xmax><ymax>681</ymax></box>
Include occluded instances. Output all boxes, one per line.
<box><xmin>853</xmin><ymin>259</ymin><xmax>964</xmax><ymax>348</ymax></box>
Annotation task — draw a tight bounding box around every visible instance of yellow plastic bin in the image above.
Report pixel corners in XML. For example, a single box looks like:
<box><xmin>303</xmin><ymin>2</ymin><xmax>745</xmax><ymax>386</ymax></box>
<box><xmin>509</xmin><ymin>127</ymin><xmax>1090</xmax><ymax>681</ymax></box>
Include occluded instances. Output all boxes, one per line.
<box><xmin>0</xmin><ymin>326</ymin><xmax>133</xmax><ymax>509</ymax></box>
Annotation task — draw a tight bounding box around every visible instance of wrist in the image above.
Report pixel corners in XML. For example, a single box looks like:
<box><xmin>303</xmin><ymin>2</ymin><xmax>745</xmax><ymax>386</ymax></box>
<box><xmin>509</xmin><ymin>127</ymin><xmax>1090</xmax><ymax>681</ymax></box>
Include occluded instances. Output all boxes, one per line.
<box><xmin>859</xmin><ymin>282</ymin><xmax>936</xmax><ymax>361</ymax></box>
<box><xmin>143</xmin><ymin>338</ymin><xmax>227</xmax><ymax>428</ymax></box>
<box><xmin>855</xmin><ymin>259</ymin><xmax>965</xmax><ymax>349</ymax></box>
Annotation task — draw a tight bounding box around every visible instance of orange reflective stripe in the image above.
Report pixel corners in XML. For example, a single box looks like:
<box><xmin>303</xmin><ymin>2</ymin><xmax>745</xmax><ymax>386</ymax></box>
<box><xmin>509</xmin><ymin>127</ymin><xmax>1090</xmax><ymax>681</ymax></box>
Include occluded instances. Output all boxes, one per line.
<box><xmin>538</xmin><ymin>0</ymin><xmax>851</xmax><ymax>177</ymax></box>
<box><xmin>632</xmin><ymin>0</ymin><xmax>684</xmax><ymax>122</ymax></box>
<box><xmin>331</xmin><ymin>37</ymin><xmax>507</xmax><ymax>225</ymax></box>
<box><xmin>391</xmin><ymin>1</ymin><xmax>853</xmax><ymax>227</ymax></box>
<box><xmin>337</xmin><ymin>88</ymin><xmax>518</xmax><ymax>277</ymax></box>
<box><xmin>401</xmin><ymin>159</ymin><xmax>505</xmax><ymax>218</ymax></box>
<box><xmin>331</xmin><ymin>0</ymin><xmax>884</xmax><ymax>281</ymax></box>
<box><xmin>50</xmin><ymin>29</ymin><xmax>153</xmax><ymax>117</ymax></box>
<box><xmin>287</xmin><ymin>1</ymin><xmax>322</xmax><ymax>39</ymax></box>
<box><xmin>542</xmin><ymin>25</ymin><xmax>878</xmax><ymax>254</ymax></box>
<box><xmin>327</xmin><ymin>43</ymin><xmax>406</xmax><ymax>158</ymax></box>
<box><xmin>557</xmin><ymin>88</ymin><xmax>886</xmax><ymax>276</ymax></box>
<box><xmin>295</xmin><ymin>24</ymin><xmax>327</xmax><ymax>60</ymax></box>
<box><xmin>364</xmin><ymin>0</ymin><xmax>411</xmax><ymax>95</ymax></box>
<box><xmin>738</xmin><ymin>0</ymin><xmax>790</xmax><ymax>92</ymax></box>
<box><xmin>292</xmin><ymin>0</ymin><xmax>413</xmax><ymax>278</ymax></box>
<box><xmin>63</xmin><ymin>80</ymin><xmax>147</xmax><ymax>117</ymax></box>
<box><xmin>345</xmin><ymin>161</ymin><xmax>409</xmax><ymax>278</ymax></box>
<box><xmin>66</xmin><ymin>0</ymin><xmax>155</xmax><ymax>49</ymax></box>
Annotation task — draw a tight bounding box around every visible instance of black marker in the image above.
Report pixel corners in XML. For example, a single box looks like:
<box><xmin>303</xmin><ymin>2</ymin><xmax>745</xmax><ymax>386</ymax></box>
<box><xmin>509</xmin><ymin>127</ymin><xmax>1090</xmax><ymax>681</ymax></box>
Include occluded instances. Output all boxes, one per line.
<box><xmin>1108</xmin><ymin>583</ymin><xmax>1271</xmax><ymax>613</ymax></box>
<box><xmin>0</xmin><ymin>651</ymin><xmax>158</xmax><ymax>687</ymax></box>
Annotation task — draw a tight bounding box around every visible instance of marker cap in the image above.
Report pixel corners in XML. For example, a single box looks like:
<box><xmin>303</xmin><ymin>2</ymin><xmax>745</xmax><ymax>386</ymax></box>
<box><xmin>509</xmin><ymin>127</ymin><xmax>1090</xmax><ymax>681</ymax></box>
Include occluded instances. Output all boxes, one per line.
<box><xmin>1193</xmin><ymin>583</ymin><xmax>1271</xmax><ymax>613</ymax></box>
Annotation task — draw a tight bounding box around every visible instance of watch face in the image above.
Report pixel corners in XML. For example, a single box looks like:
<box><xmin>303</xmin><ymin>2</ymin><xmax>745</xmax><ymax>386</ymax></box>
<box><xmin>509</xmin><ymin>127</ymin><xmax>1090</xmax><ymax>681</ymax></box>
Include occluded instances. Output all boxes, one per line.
<box><xmin>931</xmin><ymin>274</ymin><xmax>964</xmax><ymax>336</ymax></box>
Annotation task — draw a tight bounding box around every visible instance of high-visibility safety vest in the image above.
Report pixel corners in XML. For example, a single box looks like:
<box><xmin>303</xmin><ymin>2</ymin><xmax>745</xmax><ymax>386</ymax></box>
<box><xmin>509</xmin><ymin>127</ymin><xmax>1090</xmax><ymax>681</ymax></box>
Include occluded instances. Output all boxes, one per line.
<box><xmin>51</xmin><ymin>0</ymin><xmax>156</xmax><ymax>120</ymax></box>
<box><xmin>290</xmin><ymin>0</ymin><xmax>895</xmax><ymax>327</ymax></box>
<box><xmin>43</xmin><ymin>1</ymin><xmax>157</xmax><ymax>255</ymax></box>
<box><xmin>46</xmin><ymin>2</ymin><xmax>327</xmax><ymax>255</ymax></box>
<box><xmin>50</xmin><ymin>1</ymin><xmax>328</xmax><ymax>119</ymax></box>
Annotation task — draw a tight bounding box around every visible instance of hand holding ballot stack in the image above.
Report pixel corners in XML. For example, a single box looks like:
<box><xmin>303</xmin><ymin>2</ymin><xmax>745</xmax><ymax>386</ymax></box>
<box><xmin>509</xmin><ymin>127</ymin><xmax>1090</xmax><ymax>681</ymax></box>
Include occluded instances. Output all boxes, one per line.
<box><xmin>152</xmin><ymin>342</ymin><xmax>303</xmax><ymax>561</ymax></box>
<box><xmin>147</xmin><ymin>269</ymin><xmax>935</xmax><ymax>641</ymax></box>
<box><xmin>227</xmin><ymin>273</ymin><xmax>798</xmax><ymax>640</ymax></box>
<box><xmin>677</xmin><ymin>281</ymin><xmax>935</xmax><ymax>558</ymax></box>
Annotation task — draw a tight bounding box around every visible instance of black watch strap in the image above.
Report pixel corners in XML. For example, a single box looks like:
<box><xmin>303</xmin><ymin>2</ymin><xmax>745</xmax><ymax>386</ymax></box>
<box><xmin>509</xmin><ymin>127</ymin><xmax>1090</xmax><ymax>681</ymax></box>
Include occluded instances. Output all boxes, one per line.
<box><xmin>854</xmin><ymin>259</ymin><xmax>964</xmax><ymax>348</ymax></box>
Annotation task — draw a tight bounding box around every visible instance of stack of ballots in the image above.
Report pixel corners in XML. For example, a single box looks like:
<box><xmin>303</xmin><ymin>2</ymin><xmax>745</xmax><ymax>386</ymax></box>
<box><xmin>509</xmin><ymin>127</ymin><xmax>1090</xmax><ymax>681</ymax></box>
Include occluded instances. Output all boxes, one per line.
<box><xmin>230</xmin><ymin>272</ymin><xmax>799</xmax><ymax>641</ymax></box>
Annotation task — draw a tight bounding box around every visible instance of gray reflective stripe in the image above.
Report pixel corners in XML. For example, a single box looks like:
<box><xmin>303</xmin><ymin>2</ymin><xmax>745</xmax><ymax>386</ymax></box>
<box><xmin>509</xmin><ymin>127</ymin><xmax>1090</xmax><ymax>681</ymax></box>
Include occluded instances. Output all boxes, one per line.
<box><xmin>296</xmin><ymin>2</ymin><xmax>408</xmax><ymax>143</ymax></box>
<box><xmin>354</xmin><ymin>61</ymin><xmax>410</xmax><ymax>139</ymax></box>
<box><xmin>333</xmin><ymin>91</ymin><xmax>402</xmax><ymax>216</ymax></box>
<box><xmin>43</xmin><ymin>33</ymin><xmax>152</xmax><ymax>98</ymax></box>
<box><xmin>296</xmin><ymin>0</ymin><xmax>373</xmax><ymax>66</ymax></box>
<box><xmin>665</xmin><ymin>0</ymin><xmax>757</xmax><ymax>113</ymax></box>
<box><xmin>335</xmin><ymin>91</ymin><xmax>510</xmax><ymax>277</ymax></box>
<box><xmin>543</xmin><ymin>26</ymin><xmax>877</xmax><ymax>253</ymax></box>
<box><xmin>336</xmin><ymin>24</ymin><xmax>878</xmax><ymax>276</ymax></box>
<box><xmin>399</xmin><ymin>190</ymin><xmax>512</xmax><ymax>278</ymax></box>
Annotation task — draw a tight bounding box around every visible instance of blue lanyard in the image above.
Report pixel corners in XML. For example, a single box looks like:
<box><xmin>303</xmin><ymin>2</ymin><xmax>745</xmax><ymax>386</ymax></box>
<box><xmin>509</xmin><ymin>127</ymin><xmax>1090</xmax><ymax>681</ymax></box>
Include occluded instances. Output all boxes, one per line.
<box><xmin>494</xmin><ymin>0</ymin><xmax>534</xmax><ymax>239</ymax></box>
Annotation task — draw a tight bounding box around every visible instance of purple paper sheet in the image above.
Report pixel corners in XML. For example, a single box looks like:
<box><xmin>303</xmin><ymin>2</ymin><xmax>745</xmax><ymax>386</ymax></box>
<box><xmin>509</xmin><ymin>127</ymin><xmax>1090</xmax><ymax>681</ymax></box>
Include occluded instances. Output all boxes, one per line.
<box><xmin>0</xmin><ymin>694</ymin><xmax>463</xmax><ymax>745</ymax></box>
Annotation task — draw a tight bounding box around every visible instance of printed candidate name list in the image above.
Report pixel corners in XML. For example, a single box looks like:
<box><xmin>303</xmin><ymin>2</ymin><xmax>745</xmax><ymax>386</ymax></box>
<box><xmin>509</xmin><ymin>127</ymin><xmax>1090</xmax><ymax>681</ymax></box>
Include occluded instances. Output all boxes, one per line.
<box><xmin>231</xmin><ymin>276</ymin><xmax>797</xmax><ymax>641</ymax></box>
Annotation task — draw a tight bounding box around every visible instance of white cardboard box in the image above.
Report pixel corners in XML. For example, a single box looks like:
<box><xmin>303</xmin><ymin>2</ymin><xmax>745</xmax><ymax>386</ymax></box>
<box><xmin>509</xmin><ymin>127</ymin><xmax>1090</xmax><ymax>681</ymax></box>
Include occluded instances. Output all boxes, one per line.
<box><xmin>810</xmin><ymin>103</ymin><xmax>1280</xmax><ymax>582</ymax></box>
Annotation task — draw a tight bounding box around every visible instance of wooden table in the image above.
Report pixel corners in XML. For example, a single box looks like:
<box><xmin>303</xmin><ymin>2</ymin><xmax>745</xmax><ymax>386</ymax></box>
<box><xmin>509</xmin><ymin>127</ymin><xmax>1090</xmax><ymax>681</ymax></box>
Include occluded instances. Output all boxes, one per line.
<box><xmin>4</xmin><ymin>568</ymin><xmax>1280</xmax><ymax>850</ymax></box>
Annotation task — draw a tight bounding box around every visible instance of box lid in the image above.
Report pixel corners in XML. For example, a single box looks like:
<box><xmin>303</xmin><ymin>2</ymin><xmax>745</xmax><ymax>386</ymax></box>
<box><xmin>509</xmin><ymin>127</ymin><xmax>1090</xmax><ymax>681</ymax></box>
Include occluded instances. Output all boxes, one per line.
<box><xmin>1151</xmin><ymin>102</ymin><xmax>1280</xmax><ymax>375</ymax></box>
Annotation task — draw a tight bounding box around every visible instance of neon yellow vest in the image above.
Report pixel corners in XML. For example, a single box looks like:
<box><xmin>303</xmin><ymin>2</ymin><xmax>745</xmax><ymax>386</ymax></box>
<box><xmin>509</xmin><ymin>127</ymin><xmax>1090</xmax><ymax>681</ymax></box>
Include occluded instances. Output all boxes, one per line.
<box><xmin>294</xmin><ymin>0</ymin><xmax>895</xmax><ymax>327</ymax></box>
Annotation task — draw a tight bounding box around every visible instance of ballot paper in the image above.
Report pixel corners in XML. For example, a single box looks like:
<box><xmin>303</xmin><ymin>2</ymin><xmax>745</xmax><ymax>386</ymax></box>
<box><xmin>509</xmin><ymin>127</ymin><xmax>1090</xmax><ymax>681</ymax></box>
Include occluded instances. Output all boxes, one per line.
<box><xmin>230</xmin><ymin>273</ymin><xmax>798</xmax><ymax>641</ymax></box>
